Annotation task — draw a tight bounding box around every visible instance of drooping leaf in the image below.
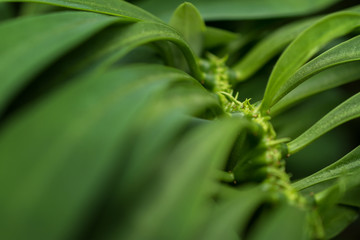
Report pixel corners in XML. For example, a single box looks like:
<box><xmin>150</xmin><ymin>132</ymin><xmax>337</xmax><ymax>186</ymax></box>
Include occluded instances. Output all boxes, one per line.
<box><xmin>0</xmin><ymin>65</ymin><xmax>214</xmax><ymax>240</ymax></box>
<box><xmin>200</xmin><ymin>186</ymin><xmax>264</xmax><ymax>240</ymax></box>
<box><xmin>0</xmin><ymin>0</ymin><xmax>161</xmax><ymax>22</ymax></box>
<box><xmin>341</xmin><ymin>185</ymin><xmax>360</xmax><ymax>207</ymax></box>
<box><xmin>114</xmin><ymin>118</ymin><xmax>251</xmax><ymax>240</ymax></box>
<box><xmin>32</xmin><ymin>20</ymin><xmax>203</xmax><ymax>86</ymax></box>
<box><xmin>261</xmin><ymin>11</ymin><xmax>360</xmax><ymax>112</ymax></box>
<box><xmin>271</xmin><ymin>34</ymin><xmax>360</xmax><ymax>107</ymax></box>
<box><xmin>20</xmin><ymin>2</ymin><xmax>59</xmax><ymax>15</ymax></box>
<box><xmin>272</xmin><ymin>62</ymin><xmax>360</xmax><ymax>115</ymax></box>
<box><xmin>321</xmin><ymin>205</ymin><xmax>358</xmax><ymax>239</ymax></box>
<box><xmin>0</xmin><ymin>2</ymin><xmax>13</xmax><ymax>20</ymax></box>
<box><xmin>248</xmin><ymin>204</ymin><xmax>308</xmax><ymax>240</ymax></box>
<box><xmin>293</xmin><ymin>146</ymin><xmax>360</xmax><ymax>190</ymax></box>
<box><xmin>287</xmin><ymin>92</ymin><xmax>360</xmax><ymax>154</ymax></box>
<box><xmin>169</xmin><ymin>2</ymin><xmax>205</xmax><ymax>56</ymax></box>
<box><xmin>137</xmin><ymin>0</ymin><xmax>340</xmax><ymax>21</ymax></box>
<box><xmin>0</xmin><ymin>11</ymin><xmax>121</xmax><ymax>114</ymax></box>
<box><xmin>203</xmin><ymin>26</ymin><xmax>238</xmax><ymax>49</ymax></box>
<box><xmin>233</xmin><ymin>17</ymin><xmax>318</xmax><ymax>81</ymax></box>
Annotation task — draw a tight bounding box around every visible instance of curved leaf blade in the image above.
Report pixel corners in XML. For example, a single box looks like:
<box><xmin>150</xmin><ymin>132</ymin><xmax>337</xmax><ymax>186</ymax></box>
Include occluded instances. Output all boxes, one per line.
<box><xmin>272</xmin><ymin>62</ymin><xmax>360</xmax><ymax>115</ymax></box>
<box><xmin>57</xmin><ymin>21</ymin><xmax>202</xmax><ymax>81</ymax></box>
<box><xmin>321</xmin><ymin>205</ymin><xmax>358</xmax><ymax>239</ymax></box>
<box><xmin>200</xmin><ymin>186</ymin><xmax>264</xmax><ymax>240</ymax></box>
<box><xmin>233</xmin><ymin>17</ymin><xmax>318</xmax><ymax>81</ymax></box>
<box><xmin>0</xmin><ymin>0</ymin><xmax>161</xmax><ymax>22</ymax></box>
<box><xmin>169</xmin><ymin>2</ymin><xmax>205</xmax><ymax>56</ymax></box>
<box><xmin>261</xmin><ymin>11</ymin><xmax>360</xmax><ymax>112</ymax></box>
<box><xmin>0</xmin><ymin>65</ymin><xmax>212</xmax><ymax>240</ymax></box>
<box><xmin>272</xmin><ymin>34</ymin><xmax>360</xmax><ymax>106</ymax></box>
<box><xmin>293</xmin><ymin>146</ymin><xmax>360</xmax><ymax>190</ymax></box>
<box><xmin>0</xmin><ymin>11</ymin><xmax>121</xmax><ymax>114</ymax></box>
<box><xmin>115</xmin><ymin>118</ymin><xmax>251</xmax><ymax>240</ymax></box>
<box><xmin>288</xmin><ymin>92</ymin><xmax>360</xmax><ymax>154</ymax></box>
<box><xmin>248</xmin><ymin>204</ymin><xmax>308</xmax><ymax>240</ymax></box>
<box><xmin>138</xmin><ymin>0</ymin><xmax>340</xmax><ymax>21</ymax></box>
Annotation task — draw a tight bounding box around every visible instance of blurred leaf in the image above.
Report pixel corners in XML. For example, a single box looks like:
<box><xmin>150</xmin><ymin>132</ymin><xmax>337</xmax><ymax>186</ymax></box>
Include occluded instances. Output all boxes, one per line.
<box><xmin>137</xmin><ymin>0</ymin><xmax>340</xmax><ymax>21</ymax></box>
<box><xmin>233</xmin><ymin>17</ymin><xmax>318</xmax><ymax>81</ymax></box>
<box><xmin>321</xmin><ymin>205</ymin><xmax>358</xmax><ymax>239</ymax></box>
<box><xmin>200</xmin><ymin>186</ymin><xmax>265</xmax><ymax>240</ymax></box>
<box><xmin>0</xmin><ymin>11</ymin><xmax>120</xmax><ymax>114</ymax></box>
<box><xmin>115</xmin><ymin>118</ymin><xmax>251</xmax><ymax>240</ymax></box>
<box><xmin>248</xmin><ymin>204</ymin><xmax>309</xmax><ymax>240</ymax></box>
<box><xmin>38</xmin><ymin>20</ymin><xmax>202</xmax><ymax>83</ymax></box>
<box><xmin>272</xmin><ymin>34</ymin><xmax>360</xmax><ymax>108</ymax></box>
<box><xmin>288</xmin><ymin>92</ymin><xmax>360</xmax><ymax>154</ymax></box>
<box><xmin>0</xmin><ymin>2</ymin><xmax>13</xmax><ymax>20</ymax></box>
<box><xmin>20</xmin><ymin>2</ymin><xmax>59</xmax><ymax>15</ymax></box>
<box><xmin>261</xmin><ymin>11</ymin><xmax>360</xmax><ymax>112</ymax></box>
<box><xmin>169</xmin><ymin>2</ymin><xmax>205</xmax><ymax>56</ymax></box>
<box><xmin>272</xmin><ymin>62</ymin><xmax>360</xmax><ymax>115</ymax></box>
<box><xmin>293</xmin><ymin>146</ymin><xmax>360</xmax><ymax>191</ymax></box>
<box><xmin>0</xmin><ymin>0</ymin><xmax>161</xmax><ymax>22</ymax></box>
<box><xmin>0</xmin><ymin>65</ymin><xmax>212</xmax><ymax>240</ymax></box>
<box><xmin>204</xmin><ymin>26</ymin><xmax>238</xmax><ymax>49</ymax></box>
<box><xmin>341</xmin><ymin>186</ymin><xmax>360</xmax><ymax>207</ymax></box>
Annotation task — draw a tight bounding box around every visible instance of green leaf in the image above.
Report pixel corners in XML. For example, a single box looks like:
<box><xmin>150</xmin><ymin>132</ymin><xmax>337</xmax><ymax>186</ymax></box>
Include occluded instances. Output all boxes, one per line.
<box><xmin>233</xmin><ymin>17</ymin><xmax>318</xmax><ymax>81</ymax></box>
<box><xmin>341</xmin><ymin>186</ymin><xmax>360</xmax><ymax>207</ymax></box>
<box><xmin>0</xmin><ymin>3</ymin><xmax>13</xmax><ymax>20</ymax></box>
<box><xmin>321</xmin><ymin>205</ymin><xmax>358</xmax><ymax>239</ymax></box>
<box><xmin>248</xmin><ymin>204</ymin><xmax>308</xmax><ymax>240</ymax></box>
<box><xmin>36</xmin><ymin>20</ymin><xmax>202</xmax><ymax>85</ymax></box>
<box><xmin>293</xmin><ymin>146</ymin><xmax>360</xmax><ymax>190</ymax></box>
<box><xmin>114</xmin><ymin>118</ymin><xmax>251</xmax><ymax>240</ymax></box>
<box><xmin>137</xmin><ymin>0</ymin><xmax>340</xmax><ymax>21</ymax></box>
<box><xmin>200</xmin><ymin>186</ymin><xmax>264</xmax><ymax>240</ymax></box>
<box><xmin>272</xmin><ymin>62</ymin><xmax>360</xmax><ymax>115</ymax></box>
<box><xmin>261</xmin><ymin>11</ymin><xmax>360</xmax><ymax>112</ymax></box>
<box><xmin>20</xmin><ymin>2</ymin><xmax>59</xmax><ymax>15</ymax></box>
<box><xmin>0</xmin><ymin>11</ymin><xmax>121</xmax><ymax>115</ymax></box>
<box><xmin>271</xmin><ymin>34</ymin><xmax>360</xmax><ymax>107</ymax></box>
<box><xmin>0</xmin><ymin>0</ymin><xmax>161</xmax><ymax>22</ymax></box>
<box><xmin>204</xmin><ymin>26</ymin><xmax>238</xmax><ymax>49</ymax></box>
<box><xmin>169</xmin><ymin>2</ymin><xmax>205</xmax><ymax>56</ymax></box>
<box><xmin>287</xmin><ymin>93</ymin><xmax>360</xmax><ymax>154</ymax></box>
<box><xmin>0</xmin><ymin>65</ymin><xmax>212</xmax><ymax>240</ymax></box>
<box><xmin>313</xmin><ymin>167</ymin><xmax>360</xmax><ymax>212</ymax></box>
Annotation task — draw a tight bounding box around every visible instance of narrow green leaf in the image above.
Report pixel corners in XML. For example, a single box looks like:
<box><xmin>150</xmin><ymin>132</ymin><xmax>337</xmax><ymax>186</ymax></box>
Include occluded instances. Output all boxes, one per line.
<box><xmin>204</xmin><ymin>26</ymin><xmax>238</xmax><ymax>49</ymax></box>
<box><xmin>233</xmin><ymin>17</ymin><xmax>318</xmax><ymax>81</ymax></box>
<box><xmin>169</xmin><ymin>2</ymin><xmax>205</xmax><ymax>56</ymax></box>
<box><xmin>0</xmin><ymin>0</ymin><xmax>161</xmax><ymax>22</ymax></box>
<box><xmin>0</xmin><ymin>3</ymin><xmax>13</xmax><ymax>20</ymax></box>
<box><xmin>200</xmin><ymin>186</ymin><xmax>264</xmax><ymax>240</ymax></box>
<box><xmin>293</xmin><ymin>146</ymin><xmax>360</xmax><ymax>190</ymax></box>
<box><xmin>36</xmin><ymin>20</ymin><xmax>202</xmax><ymax>84</ymax></box>
<box><xmin>20</xmin><ymin>2</ymin><xmax>58</xmax><ymax>15</ymax></box>
<box><xmin>288</xmin><ymin>93</ymin><xmax>360</xmax><ymax>154</ymax></box>
<box><xmin>321</xmin><ymin>205</ymin><xmax>358</xmax><ymax>239</ymax></box>
<box><xmin>115</xmin><ymin>84</ymin><xmax>222</xmax><ymax>201</ymax></box>
<box><xmin>0</xmin><ymin>65</ymin><xmax>209</xmax><ymax>240</ymax></box>
<box><xmin>0</xmin><ymin>11</ymin><xmax>121</xmax><ymax>114</ymax></box>
<box><xmin>138</xmin><ymin>0</ymin><xmax>340</xmax><ymax>21</ymax></box>
<box><xmin>248</xmin><ymin>204</ymin><xmax>308</xmax><ymax>240</ymax></box>
<box><xmin>272</xmin><ymin>34</ymin><xmax>360</xmax><ymax>107</ymax></box>
<box><xmin>261</xmin><ymin>11</ymin><xmax>360</xmax><ymax>112</ymax></box>
<box><xmin>115</xmin><ymin>118</ymin><xmax>250</xmax><ymax>240</ymax></box>
<box><xmin>272</xmin><ymin>62</ymin><xmax>360</xmax><ymax>115</ymax></box>
<box><xmin>341</xmin><ymin>186</ymin><xmax>360</xmax><ymax>207</ymax></box>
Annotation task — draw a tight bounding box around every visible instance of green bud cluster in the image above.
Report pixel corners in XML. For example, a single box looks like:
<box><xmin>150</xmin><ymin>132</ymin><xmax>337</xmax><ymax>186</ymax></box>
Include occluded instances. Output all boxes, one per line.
<box><xmin>200</xmin><ymin>54</ymin><xmax>306</xmax><ymax>207</ymax></box>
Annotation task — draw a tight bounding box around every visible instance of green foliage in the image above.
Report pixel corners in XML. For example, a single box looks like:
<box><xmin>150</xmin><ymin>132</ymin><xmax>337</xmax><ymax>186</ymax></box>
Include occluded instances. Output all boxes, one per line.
<box><xmin>0</xmin><ymin>0</ymin><xmax>359</xmax><ymax>240</ymax></box>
